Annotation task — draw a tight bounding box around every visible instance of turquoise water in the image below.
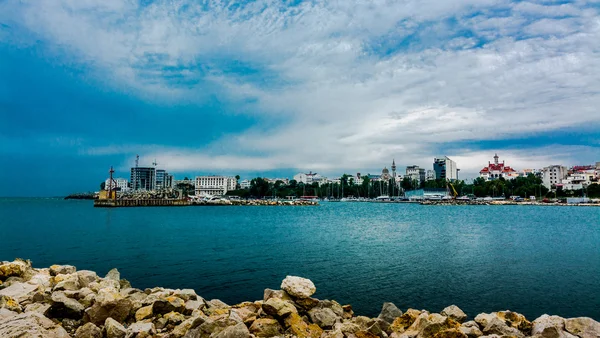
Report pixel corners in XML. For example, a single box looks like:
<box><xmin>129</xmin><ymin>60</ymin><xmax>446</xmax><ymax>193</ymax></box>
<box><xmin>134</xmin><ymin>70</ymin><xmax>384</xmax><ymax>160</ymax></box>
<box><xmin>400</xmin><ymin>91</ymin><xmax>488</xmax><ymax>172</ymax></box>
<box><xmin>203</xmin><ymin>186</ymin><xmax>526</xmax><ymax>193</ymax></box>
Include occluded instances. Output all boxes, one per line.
<box><xmin>0</xmin><ymin>198</ymin><xmax>599</xmax><ymax>320</ymax></box>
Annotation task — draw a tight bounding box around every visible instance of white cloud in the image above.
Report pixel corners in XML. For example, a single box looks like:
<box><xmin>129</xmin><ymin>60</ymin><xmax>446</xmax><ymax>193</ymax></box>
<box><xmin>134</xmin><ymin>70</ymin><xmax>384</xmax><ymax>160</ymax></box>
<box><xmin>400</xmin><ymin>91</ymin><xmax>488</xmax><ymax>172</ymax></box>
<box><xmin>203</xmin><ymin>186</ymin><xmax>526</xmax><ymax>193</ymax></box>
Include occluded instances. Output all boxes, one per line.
<box><xmin>2</xmin><ymin>0</ymin><xmax>600</xmax><ymax>175</ymax></box>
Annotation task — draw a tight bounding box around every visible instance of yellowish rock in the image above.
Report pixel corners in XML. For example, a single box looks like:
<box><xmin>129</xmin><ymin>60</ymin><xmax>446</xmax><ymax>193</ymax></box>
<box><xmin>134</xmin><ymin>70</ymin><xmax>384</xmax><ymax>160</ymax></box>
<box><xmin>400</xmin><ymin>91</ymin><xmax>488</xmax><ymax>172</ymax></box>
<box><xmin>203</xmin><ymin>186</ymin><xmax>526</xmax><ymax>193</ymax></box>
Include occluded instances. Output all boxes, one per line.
<box><xmin>164</xmin><ymin>311</ymin><xmax>186</xmax><ymax>325</ymax></box>
<box><xmin>136</xmin><ymin>305</ymin><xmax>154</xmax><ymax>322</ymax></box>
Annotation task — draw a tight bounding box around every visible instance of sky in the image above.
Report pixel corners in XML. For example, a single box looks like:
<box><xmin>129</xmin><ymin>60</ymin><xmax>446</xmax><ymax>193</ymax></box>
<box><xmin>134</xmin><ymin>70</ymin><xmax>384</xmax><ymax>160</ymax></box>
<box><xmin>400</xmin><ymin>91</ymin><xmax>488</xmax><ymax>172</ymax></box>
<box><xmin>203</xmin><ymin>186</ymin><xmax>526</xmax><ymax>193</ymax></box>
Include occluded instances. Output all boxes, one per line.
<box><xmin>1</xmin><ymin>0</ymin><xmax>599</xmax><ymax>196</ymax></box>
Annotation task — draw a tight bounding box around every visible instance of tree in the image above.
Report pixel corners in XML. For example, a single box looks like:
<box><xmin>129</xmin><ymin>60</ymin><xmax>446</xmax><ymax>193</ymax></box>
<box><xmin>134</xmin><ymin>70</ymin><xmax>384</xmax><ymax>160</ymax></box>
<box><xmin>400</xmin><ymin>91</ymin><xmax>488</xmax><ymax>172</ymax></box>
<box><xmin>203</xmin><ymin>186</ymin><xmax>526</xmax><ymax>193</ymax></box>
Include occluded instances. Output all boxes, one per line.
<box><xmin>176</xmin><ymin>182</ymin><xmax>195</xmax><ymax>197</ymax></box>
<box><xmin>235</xmin><ymin>175</ymin><xmax>241</xmax><ymax>189</ymax></box>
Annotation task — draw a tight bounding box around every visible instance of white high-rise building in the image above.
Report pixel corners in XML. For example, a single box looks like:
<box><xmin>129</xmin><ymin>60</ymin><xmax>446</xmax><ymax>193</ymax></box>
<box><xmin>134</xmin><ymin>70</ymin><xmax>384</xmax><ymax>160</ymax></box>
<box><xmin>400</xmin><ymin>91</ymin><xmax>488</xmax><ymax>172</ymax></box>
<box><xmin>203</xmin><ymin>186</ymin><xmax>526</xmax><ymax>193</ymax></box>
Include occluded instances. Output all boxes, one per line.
<box><xmin>195</xmin><ymin>176</ymin><xmax>236</xmax><ymax>196</ymax></box>
<box><xmin>542</xmin><ymin>165</ymin><xmax>568</xmax><ymax>189</ymax></box>
<box><xmin>433</xmin><ymin>156</ymin><xmax>459</xmax><ymax>181</ymax></box>
<box><xmin>105</xmin><ymin>178</ymin><xmax>130</xmax><ymax>192</ymax></box>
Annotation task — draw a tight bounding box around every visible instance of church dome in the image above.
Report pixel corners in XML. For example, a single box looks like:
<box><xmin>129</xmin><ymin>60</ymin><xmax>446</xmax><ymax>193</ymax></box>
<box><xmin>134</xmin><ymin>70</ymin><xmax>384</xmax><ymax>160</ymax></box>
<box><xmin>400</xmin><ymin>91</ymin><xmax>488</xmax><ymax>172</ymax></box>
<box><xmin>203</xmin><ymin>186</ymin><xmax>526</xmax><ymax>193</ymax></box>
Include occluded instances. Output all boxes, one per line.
<box><xmin>382</xmin><ymin>167</ymin><xmax>389</xmax><ymax>174</ymax></box>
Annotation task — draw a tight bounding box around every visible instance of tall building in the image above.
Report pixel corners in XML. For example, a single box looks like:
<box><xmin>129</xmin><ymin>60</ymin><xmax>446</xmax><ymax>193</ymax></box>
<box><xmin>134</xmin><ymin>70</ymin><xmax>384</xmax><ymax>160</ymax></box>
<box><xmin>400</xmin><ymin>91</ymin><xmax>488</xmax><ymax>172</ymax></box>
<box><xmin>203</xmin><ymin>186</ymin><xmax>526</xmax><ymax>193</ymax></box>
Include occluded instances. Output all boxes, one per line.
<box><xmin>479</xmin><ymin>154</ymin><xmax>518</xmax><ymax>181</ymax></box>
<box><xmin>433</xmin><ymin>156</ymin><xmax>459</xmax><ymax>181</ymax></box>
<box><xmin>293</xmin><ymin>172</ymin><xmax>326</xmax><ymax>185</ymax></box>
<box><xmin>130</xmin><ymin>167</ymin><xmax>156</xmax><ymax>191</ymax></box>
<box><xmin>426</xmin><ymin>170</ymin><xmax>435</xmax><ymax>181</ymax></box>
<box><xmin>155</xmin><ymin>170</ymin><xmax>173</xmax><ymax>190</ymax></box>
<box><xmin>541</xmin><ymin>165</ymin><xmax>568</xmax><ymax>189</ymax></box>
<box><xmin>406</xmin><ymin>165</ymin><xmax>426</xmax><ymax>184</ymax></box>
<box><xmin>195</xmin><ymin>176</ymin><xmax>236</xmax><ymax>196</ymax></box>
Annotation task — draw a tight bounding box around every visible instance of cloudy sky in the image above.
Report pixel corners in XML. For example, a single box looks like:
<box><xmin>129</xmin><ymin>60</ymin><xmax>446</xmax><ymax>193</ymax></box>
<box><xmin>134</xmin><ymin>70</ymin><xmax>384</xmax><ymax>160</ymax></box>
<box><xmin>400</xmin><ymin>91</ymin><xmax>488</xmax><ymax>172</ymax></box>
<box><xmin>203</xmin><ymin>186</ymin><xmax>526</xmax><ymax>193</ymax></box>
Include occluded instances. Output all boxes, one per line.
<box><xmin>1</xmin><ymin>0</ymin><xmax>599</xmax><ymax>196</ymax></box>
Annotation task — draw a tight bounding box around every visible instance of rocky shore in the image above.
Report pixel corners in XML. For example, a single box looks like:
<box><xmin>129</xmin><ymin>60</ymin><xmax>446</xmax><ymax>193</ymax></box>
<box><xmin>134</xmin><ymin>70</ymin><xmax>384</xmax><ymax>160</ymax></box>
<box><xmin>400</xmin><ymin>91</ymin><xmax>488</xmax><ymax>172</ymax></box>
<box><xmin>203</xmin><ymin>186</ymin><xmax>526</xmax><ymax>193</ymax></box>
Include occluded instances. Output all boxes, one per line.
<box><xmin>1</xmin><ymin>259</ymin><xmax>598</xmax><ymax>338</ymax></box>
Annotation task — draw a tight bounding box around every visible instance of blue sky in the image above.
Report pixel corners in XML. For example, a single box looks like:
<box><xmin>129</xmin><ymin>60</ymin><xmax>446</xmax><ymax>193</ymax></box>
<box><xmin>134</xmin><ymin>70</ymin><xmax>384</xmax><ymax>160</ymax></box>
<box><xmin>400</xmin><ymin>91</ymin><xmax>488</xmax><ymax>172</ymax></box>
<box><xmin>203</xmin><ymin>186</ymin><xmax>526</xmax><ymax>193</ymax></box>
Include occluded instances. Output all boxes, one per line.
<box><xmin>1</xmin><ymin>0</ymin><xmax>599</xmax><ymax>196</ymax></box>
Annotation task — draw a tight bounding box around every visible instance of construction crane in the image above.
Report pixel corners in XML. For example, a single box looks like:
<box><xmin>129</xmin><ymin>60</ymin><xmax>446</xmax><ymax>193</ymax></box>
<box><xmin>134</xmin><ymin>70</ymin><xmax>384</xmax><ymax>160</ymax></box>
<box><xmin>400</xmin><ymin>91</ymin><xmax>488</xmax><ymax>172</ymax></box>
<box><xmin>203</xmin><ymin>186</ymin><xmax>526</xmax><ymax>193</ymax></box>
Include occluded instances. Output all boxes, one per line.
<box><xmin>447</xmin><ymin>179</ymin><xmax>458</xmax><ymax>200</ymax></box>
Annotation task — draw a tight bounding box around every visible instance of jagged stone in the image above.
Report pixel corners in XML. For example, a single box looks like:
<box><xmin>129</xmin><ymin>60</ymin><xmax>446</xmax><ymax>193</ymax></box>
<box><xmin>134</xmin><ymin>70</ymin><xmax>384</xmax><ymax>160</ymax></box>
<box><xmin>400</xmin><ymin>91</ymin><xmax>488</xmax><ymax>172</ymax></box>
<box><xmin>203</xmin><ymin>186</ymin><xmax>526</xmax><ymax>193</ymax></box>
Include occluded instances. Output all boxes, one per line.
<box><xmin>126</xmin><ymin>321</ymin><xmax>156</xmax><ymax>337</ymax></box>
<box><xmin>531</xmin><ymin>315</ymin><xmax>577</xmax><ymax>338</ymax></box>
<box><xmin>390</xmin><ymin>310</ymin><xmax>425</xmax><ymax>334</ymax></box>
<box><xmin>48</xmin><ymin>291</ymin><xmax>84</xmax><ymax>319</ymax></box>
<box><xmin>24</xmin><ymin>302</ymin><xmax>51</xmax><ymax>315</ymax></box>
<box><xmin>84</xmin><ymin>296</ymin><xmax>133</xmax><ymax>325</ymax></box>
<box><xmin>262</xmin><ymin>297</ymin><xmax>298</xmax><ymax>318</ymax></box>
<box><xmin>155</xmin><ymin>316</ymin><xmax>168</xmax><ymax>330</ymax></box>
<box><xmin>0</xmin><ymin>295</ymin><xmax>21</xmax><ymax>313</ymax></box>
<box><xmin>75</xmin><ymin>322</ymin><xmax>103</xmax><ymax>338</ymax></box>
<box><xmin>214</xmin><ymin>322</ymin><xmax>251</xmax><ymax>338</ymax></box>
<box><xmin>49</xmin><ymin>265</ymin><xmax>76</xmax><ymax>276</ymax></box>
<box><xmin>308</xmin><ymin>307</ymin><xmax>339</xmax><ymax>329</ymax></box>
<box><xmin>136</xmin><ymin>305</ymin><xmax>154</xmax><ymax>321</ymax></box>
<box><xmin>495</xmin><ymin>311</ymin><xmax>532</xmax><ymax>334</ymax></box>
<box><xmin>0</xmin><ymin>308</ymin><xmax>18</xmax><ymax>320</ymax></box>
<box><xmin>284</xmin><ymin>312</ymin><xmax>324</xmax><ymax>338</ymax></box>
<box><xmin>379</xmin><ymin>302</ymin><xmax>404</xmax><ymax>324</ymax></box>
<box><xmin>480</xmin><ymin>316</ymin><xmax>524</xmax><ymax>338</ymax></box>
<box><xmin>76</xmin><ymin>270</ymin><xmax>98</xmax><ymax>287</ymax></box>
<box><xmin>442</xmin><ymin>306</ymin><xmax>467</xmax><ymax>323</ymax></box>
<box><xmin>105</xmin><ymin>268</ymin><xmax>121</xmax><ymax>281</ymax></box>
<box><xmin>0</xmin><ymin>260</ymin><xmax>32</xmax><ymax>280</ymax></box>
<box><xmin>459</xmin><ymin>321</ymin><xmax>483</xmax><ymax>338</ymax></box>
<box><xmin>356</xmin><ymin>330</ymin><xmax>380</xmax><ymax>338</ymax></box>
<box><xmin>165</xmin><ymin>311</ymin><xmax>186</xmax><ymax>325</ymax></box>
<box><xmin>565</xmin><ymin>317</ymin><xmax>600</xmax><ymax>338</ymax></box>
<box><xmin>153</xmin><ymin>296</ymin><xmax>186</xmax><ymax>314</ymax></box>
<box><xmin>0</xmin><ymin>311</ymin><xmax>70</xmax><ymax>337</ymax></box>
<box><xmin>61</xmin><ymin>318</ymin><xmax>82</xmax><ymax>334</ymax></box>
<box><xmin>249</xmin><ymin>318</ymin><xmax>283</xmax><ymax>337</ymax></box>
<box><xmin>120</xmin><ymin>279</ymin><xmax>132</xmax><ymax>289</ymax></box>
<box><xmin>53</xmin><ymin>273</ymin><xmax>81</xmax><ymax>291</ymax></box>
<box><xmin>281</xmin><ymin>276</ymin><xmax>316</xmax><ymax>299</ymax></box>
<box><xmin>263</xmin><ymin>288</ymin><xmax>292</xmax><ymax>302</ymax></box>
<box><xmin>231</xmin><ymin>303</ymin><xmax>260</xmax><ymax>324</ymax></box>
<box><xmin>208</xmin><ymin>299</ymin><xmax>230</xmax><ymax>309</ymax></box>
<box><xmin>172</xmin><ymin>315</ymin><xmax>207</xmax><ymax>337</ymax></box>
<box><xmin>184</xmin><ymin>299</ymin><xmax>206</xmax><ymax>315</ymax></box>
<box><xmin>174</xmin><ymin>289</ymin><xmax>198</xmax><ymax>301</ymax></box>
<box><xmin>106</xmin><ymin>317</ymin><xmax>127</xmax><ymax>338</ymax></box>
<box><xmin>400</xmin><ymin>312</ymin><xmax>460</xmax><ymax>338</ymax></box>
<box><xmin>183</xmin><ymin>314</ymin><xmax>239</xmax><ymax>338</ymax></box>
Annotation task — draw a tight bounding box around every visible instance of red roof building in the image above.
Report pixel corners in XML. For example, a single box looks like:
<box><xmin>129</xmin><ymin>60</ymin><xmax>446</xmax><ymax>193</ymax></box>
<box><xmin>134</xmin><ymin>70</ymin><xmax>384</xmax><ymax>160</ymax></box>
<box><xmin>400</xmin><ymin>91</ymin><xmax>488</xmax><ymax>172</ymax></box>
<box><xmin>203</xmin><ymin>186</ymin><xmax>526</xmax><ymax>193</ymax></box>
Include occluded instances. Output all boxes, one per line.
<box><xmin>479</xmin><ymin>154</ymin><xmax>518</xmax><ymax>181</ymax></box>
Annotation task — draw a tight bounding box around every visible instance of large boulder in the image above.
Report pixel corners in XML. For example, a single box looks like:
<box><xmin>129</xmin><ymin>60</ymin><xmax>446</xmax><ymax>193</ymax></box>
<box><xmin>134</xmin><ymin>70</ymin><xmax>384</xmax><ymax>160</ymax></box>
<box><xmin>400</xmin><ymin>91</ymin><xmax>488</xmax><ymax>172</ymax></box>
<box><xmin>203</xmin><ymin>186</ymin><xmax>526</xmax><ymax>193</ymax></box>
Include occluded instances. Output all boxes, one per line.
<box><xmin>84</xmin><ymin>294</ymin><xmax>133</xmax><ymax>325</ymax></box>
<box><xmin>249</xmin><ymin>318</ymin><xmax>283</xmax><ymax>337</ymax></box>
<box><xmin>400</xmin><ymin>312</ymin><xmax>461</xmax><ymax>338</ymax></box>
<box><xmin>48</xmin><ymin>291</ymin><xmax>85</xmax><ymax>319</ymax></box>
<box><xmin>531</xmin><ymin>315</ymin><xmax>578</xmax><ymax>338</ymax></box>
<box><xmin>263</xmin><ymin>289</ymin><xmax>293</xmax><ymax>302</ymax></box>
<box><xmin>308</xmin><ymin>307</ymin><xmax>339</xmax><ymax>329</ymax></box>
<box><xmin>389</xmin><ymin>309</ymin><xmax>425</xmax><ymax>334</ymax></box>
<box><xmin>459</xmin><ymin>321</ymin><xmax>483</xmax><ymax>338</ymax></box>
<box><xmin>105</xmin><ymin>268</ymin><xmax>121</xmax><ymax>281</ymax></box>
<box><xmin>49</xmin><ymin>265</ymin><xmax>76</xmax><ymax>276</ymax></box>
<box><xmin>77</xmin><ymin>270</ymin><xmax>98</xmax><ymax>288</ymax></box>
<box><xmin>153</xmin><ymin>296</ymin><xmax>186</xmax><ymax>314</ymax></box>
<box><xmin>126</xmin><ymin>322</ymin><xmax>156</xmax><ymax>338</ymax></box>
<box><xmin>53</xmin><ymin>273</ymin><xmax>81</xmax><ymax>291</ymax></box>
<box><xmin>379</xmin><ymin>302</ymin><xmax>404</xmax><ymax>324</ymax></box>
<box><xmin>0</xmin><ymin>312</ymin><xmax>70</xmax><ymax>338</ymax></box>
<box><xmin>495</xmin><ymin>311</ymin><xmax>532</xmax><ymax>334</ymax></box>
<box><xmin>281</xmin><ymin>276</ymin><xmax>316</xmax><ymax>299</ymax></box>
<box><xmin>0</xmin><ymin>282</ymin><xmax>39</xmax><ymax>303</ymax></box>
<box><xmin>213</xmin><ymin>322</ymin><xmax>251</xmax><ymax>338</ymax></box>
<box><xmin>262</xmin><ymin>297</ymin><xmax>298</xmax><ymax>318</ymax></box>
<box><xmin>565</xmin><ymin>317</ymin><xmax>600</xmax><ymax>338</ymax></box>
<box><xmin>174</xmin><ymin>289</ymin><xmax>198</xmax><ymax>301</ymax></box>
<box><xmin>105</xmin><ymin>317</ymin><xmax>127</xmax><ymax>338</ymax></box>
<box><xmin>480</xmin><ymin>316</ymin><xmax>525</xmax><ymax>338</ymax></box>
<box><xmin>442</xmin><ymin>306</ymin><xmax>468</xmax><ymax>323</ymax></box>
<box><xmin>135</xmin><ymin>305</ymin><xmax>153</xmax><ymax>321</ymax></box>
<box><xmin>0</xmin><ymin>295</ymin><xmax>21</xmax><ymax>313</ymax></box>
<box><xmin>0</xmin><ymin>260</ymin><xmax>33</xmax><ymax>280</ymax></box>
<box><xmin>285</xmin><ymin>312</ymin><xmax>324</xmax><ymax>338</ymax></box>
<box><xmin>75</xmin><ymin>322</ymin><xmax>102</xmax><ymax>338</ymax></box>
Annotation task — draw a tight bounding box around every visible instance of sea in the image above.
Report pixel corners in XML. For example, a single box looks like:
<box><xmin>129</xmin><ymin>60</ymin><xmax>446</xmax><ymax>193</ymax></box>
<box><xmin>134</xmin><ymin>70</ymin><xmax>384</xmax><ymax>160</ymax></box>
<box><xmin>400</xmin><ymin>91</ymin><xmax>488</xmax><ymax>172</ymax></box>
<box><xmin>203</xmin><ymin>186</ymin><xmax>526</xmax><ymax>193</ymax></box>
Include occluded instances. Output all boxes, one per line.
<box><xmin>0</xmin><ymin>198</ymin><xmax>599</xmax><ymax>320</ymax></box>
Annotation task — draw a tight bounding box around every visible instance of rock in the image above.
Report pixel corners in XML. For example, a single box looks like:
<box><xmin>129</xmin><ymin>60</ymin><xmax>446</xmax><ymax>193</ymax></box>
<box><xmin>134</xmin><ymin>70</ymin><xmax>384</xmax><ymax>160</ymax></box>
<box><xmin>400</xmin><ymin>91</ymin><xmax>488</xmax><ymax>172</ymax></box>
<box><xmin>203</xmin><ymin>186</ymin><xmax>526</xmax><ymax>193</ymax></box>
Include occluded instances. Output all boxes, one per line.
<box><xmin>106</xmin><ymin>317</ymin><xmax>127</xmax><ymax>338</ymax></box>
<box><xmin>164</xmin><ymin>311</ymin><xmax>186</xmax><ymax>325</ymax></box>
<box><xmin>183</xmin><ymin>314</ymin><xmax>239</xmax><ymax>338</ymax></box>
<box><xmin>0</xmin><ymin>295</ymin><xmax>22</xmax><ymax>313</ymax></box>
<box><xmin>495</xmin><ymin>311</ymin><xmax>532</xmax><ymax>334</ymax></box>
<box><xmin>184</xmin><ymin>300</ymin><xmax>206</xmax><ymax>315</ymax></box>
<box><xmin>84</xmin><ymin>296</ymin><xmax>133</xmax><ymax>325</ymax></box>
<box><xmin>531</xmin><ymin>315</ymin><xmax>578</xmax><ymax>338</ymax></box>
<box><xmin>0</xmin><ymin>308</ymin><xmax>18</xmax><ymax>320</ymax></box>
<box><xmin>172</xmin><ymin>316</ymin><xmax>207</xmax><ymax>338</ymax></box>
<box><xmin>356</xmin><ymin>330</ymin><xmax>380</xmax><ymax>338</ymax></box>
<box><xmin>77</xmin><ymin>270</ymin><xmax>98</xmax><ymax>287</ymax></box>
<box><xmin>249</xmin><ymin>318</ymin><xmax>283</xmax><ymax>337</ymax></box>
<box><xmin>401</xmin><ymin>312</ymin><xmax>460</xmax><ymax>338</ymax></box>
<box><xmin>281</xmin><ymin>276</ymin><xmax>316</xmax><ymax>299</ymax></box>
<box><xmin>0</xmin><ymin>312</ymin><xmax>70</xmax><ymax>338</ymax></box>
<box><xmin>126</xmin><ymin>322</ymin><xmax>156</xmax><ymax>338</ymax></box>
<box><xmin>61</xmin><ymin>318</ymin><xmax>82</xmax><ymax>334</ymax></box>
<box><xmin>120</xmin><ymin>279</ymin><xmax>131</xmax><ymax>289</ymax></box>
<box><xmin>285</xmin><ymin>312</ymin><xmax>324</xmax><ymax>338</ymax></box>
<box><xmin>460</xmin><ymin>321</ymin><xmax>483</xmax><ymax>338</ymax></box>
<box><xmin>155</xmin><ymin>316</ymin><xmax>168</xmax><ymax>330</ymax></box>
<box><xmin>153</xmin><ymin>296</ymin><xmax>186</xmax><ymax>314</ymax></box>
<box><xmin>308</xmin><ymin>307</ymin><xmax>338</xmax><ymax>329</ymax></box>
<box><xmin>24</xmin><ymin>303</ymin><xmax>51</xmax><ymax>315</ymax></box>
<box><xmin>208</xmin><ymin>299</ymin><xmax>230</xmax><ymax>309</ymax></box>
<box><xmin>48</xmin><ymin>291</ymin><xmax>85</xmax><ymax>319</ymax></box>
<box><xmin>75</xmin><ymin>322</ymin><xmax>103</xmax><ymax>338</ymax></box>
<box><xmin>214</xmin><ymin>322</ymin><xmax>251</xmax><ymax>338</ymax></box>
<box><xmin>434</xmin><ymin>328</ymin><xmax>469</xmax><ymax>338</ymax></box>
<box><xmin>334</xmin><ymin>321</ymin><xmax>361</xmax><ymax>335</ymax></box>
<box><xmin>263</xmin><ymin>289</ymin><xmax>292</xmax><ymax>302</ymax></box>
<box><xmin>106</xmin><ymin>268</ymin><xmax>121</xmax><ymax>281</ymax></box>
<box><xmin>474</xmin><ymin>313</ymin><xmax>495</xmax><ymax>329</ymax></box>
<box><xmin>389</xmin><ymin>310</ymin><xmax>425</xmax><ymax>334</ymax></box>
<box><xmin>295</xmin><ymin>296</ymin><xmax>321</xmax><ymax>310</ymax></box>
<box><xmin>480</xmin><ymin>316</ymin><xmax>524</xmax><ymax>338</ymax></box>
<box><xmin>135</xmin><ymin>305</ymin><xmax>153</xmax><ymax>321</ymax></box>
<box><xmin>342</xmin><ymin>304</ymin><xmax>354</xmax><ymax>319</ymax></box>
<box><xmin>28</xmin><ymin>273</ymin><xmax>52</xmax><ymax>288</ymax></box>
<box><xmin>565</xmin><ymin>317</ymin><xmax>600</xmax><ymax>338</ymax></box>
<box><xmin>49</xmin><ymin>265</ymin><xmax>76</xmax><ymax>276</ymax></box>
<box><xmin>231</xmin><ymin>303</ymin><xmax>260</xmax><ymax>324</ymax></box>
<box><xmin>262</xmin><ymin>297</ymin><xmax>298</xmax><ymax>318</ymax></box>
<box><xmin>0</xmin><ymin>260</ymin><xmax>32</xmax><ymax>280</ymax></box>
<box><xmin>174</xmin><ymin>289</ymin><xmax>198</xmax><ymax>301</ymax></box>
<box><xmin>442</xmin><ymin>306</ymin><xmax>467</xmax><ymax>323</ymax></box>
<box><xmin>379</xmin><ymin>302</ymin><xmax>404</xmax><ymax>324</ymax></box>
<box><xmin>53</xmin><ymin>273</ymin><xmax>81</xmax><ymax>291</ymax></box>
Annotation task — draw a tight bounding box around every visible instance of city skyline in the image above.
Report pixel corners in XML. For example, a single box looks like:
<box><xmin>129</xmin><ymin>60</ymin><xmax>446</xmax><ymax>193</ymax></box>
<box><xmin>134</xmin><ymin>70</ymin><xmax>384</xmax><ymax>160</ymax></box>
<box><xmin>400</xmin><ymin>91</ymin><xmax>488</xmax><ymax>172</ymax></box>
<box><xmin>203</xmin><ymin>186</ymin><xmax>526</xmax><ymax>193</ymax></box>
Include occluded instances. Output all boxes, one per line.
<box><xmin>2</xmin><ymin>0</ymin><xmax>600</xmax><ymax>196</ymax></box>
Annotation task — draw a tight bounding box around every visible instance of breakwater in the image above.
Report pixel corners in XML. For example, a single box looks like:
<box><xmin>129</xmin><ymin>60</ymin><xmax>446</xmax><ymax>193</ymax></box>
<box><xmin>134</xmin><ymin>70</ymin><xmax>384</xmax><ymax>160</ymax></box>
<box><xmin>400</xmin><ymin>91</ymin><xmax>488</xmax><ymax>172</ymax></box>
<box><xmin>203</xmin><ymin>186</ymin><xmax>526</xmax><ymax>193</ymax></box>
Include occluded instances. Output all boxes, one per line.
<box><xmin>1</xmin><ymin>259</ymin><xmax>599</xmax><ymax>338</ymax></box>
<box><xmin>93</xmin><ymin>199</ymin><xmax>318</xmax><ymax>207</ymax></box>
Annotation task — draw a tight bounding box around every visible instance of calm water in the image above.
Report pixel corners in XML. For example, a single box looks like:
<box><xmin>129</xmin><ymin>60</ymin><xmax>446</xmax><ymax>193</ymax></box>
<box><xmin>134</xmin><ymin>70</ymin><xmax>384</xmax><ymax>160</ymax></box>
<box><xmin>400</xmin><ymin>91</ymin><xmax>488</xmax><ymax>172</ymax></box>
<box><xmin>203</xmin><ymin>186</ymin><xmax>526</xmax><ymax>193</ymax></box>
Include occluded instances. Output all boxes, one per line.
<box><xmin>0</xmin><ymin>198</ymin><xmax>599</xmax><ymax>320</ymax></box>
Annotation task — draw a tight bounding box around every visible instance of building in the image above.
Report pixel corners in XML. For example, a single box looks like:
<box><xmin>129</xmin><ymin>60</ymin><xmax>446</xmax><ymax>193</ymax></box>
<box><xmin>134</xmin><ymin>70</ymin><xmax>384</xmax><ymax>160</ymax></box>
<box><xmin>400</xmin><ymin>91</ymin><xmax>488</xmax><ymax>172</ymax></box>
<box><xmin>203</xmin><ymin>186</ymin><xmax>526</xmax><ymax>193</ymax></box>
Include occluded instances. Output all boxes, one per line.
<box><xmin>479</xmin><ymin>154</ymin><xmax>518</xmax><ymax>181</ymax></box>
<box><xmin>541</xmin><ymin>165</ymin><xmax>568</xmax><ymax>189</ymax></box>
<box><xmin>293</xmin><ymin>172</ymin><xmax>326</xmax><ymax>185</ymax></box>
<box><xmin>240</xmin><ymin>179</ymin><xmax>251</xmax><ymax>189</ymax></box>
<box><xmin>105</xmin><ymin>178</ymin><xmax>130</xmax><ymax>192</ymax></box>
<box><xmin>406</xmin><ymin>165</ymin><xmax>426</xmax><ymax>184</ymax></box>
<box><xmin>265</xmin><ymin>178</ymin><xmax>290</xmax><ymax>185</ymax></box>
<box><xmin>195</xmin><ymin>176</ymin><xmax>237</xmax><ymax>196</ymax></box>
<box><xmin>433</xmin><ymin>156</ymin><xmax>459</xmax><ymax>181</ymax></box>
<box><xmin>426</xmin><ymin>170</ymin><xmax>435</xmax><ymax>181</ymax></box>
<box><xmin>155</xmin><ymin>170</ymin><xmax>173</xmax><ymax>190</ymax></box>
<box><xmin>130</xmin><ymin>167</ymin><xmax>156</xmax><ymax>191</ymax></box>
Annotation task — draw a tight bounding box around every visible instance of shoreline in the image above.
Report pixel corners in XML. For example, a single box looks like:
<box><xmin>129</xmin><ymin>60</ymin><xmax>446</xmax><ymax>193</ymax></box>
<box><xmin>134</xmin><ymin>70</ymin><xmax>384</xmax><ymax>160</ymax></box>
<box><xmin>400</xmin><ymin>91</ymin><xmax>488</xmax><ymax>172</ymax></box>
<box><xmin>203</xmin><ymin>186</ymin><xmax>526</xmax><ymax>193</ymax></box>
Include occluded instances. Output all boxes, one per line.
<box><xmin>1</xmin><ymin>259</ymin><xmax>599</xmax><ymax>338</ymax></box>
